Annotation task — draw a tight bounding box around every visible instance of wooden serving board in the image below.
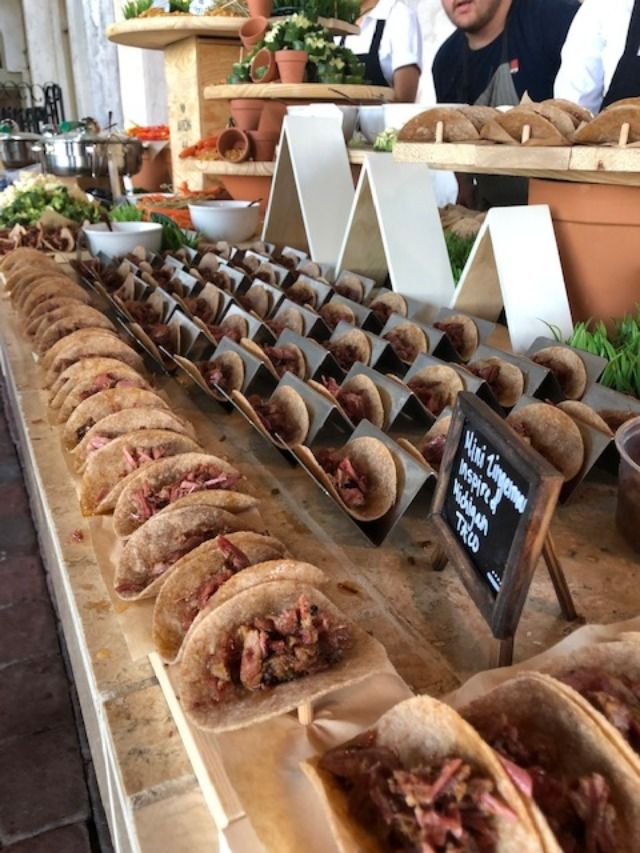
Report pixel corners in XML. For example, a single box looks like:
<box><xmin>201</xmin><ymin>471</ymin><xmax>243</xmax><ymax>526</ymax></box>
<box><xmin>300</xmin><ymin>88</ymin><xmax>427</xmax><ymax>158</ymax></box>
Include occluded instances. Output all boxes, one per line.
<box><xmin>394</xmin><ymin>141</ymin><xmax>640</xmax><ymax>187</ymax></box>
<box><xmin>204</xmin><ymin>82</ymin><xmax>394</xmax><ymax>102</ymax></box>
<box><xmin>107</xmin><ymin>15</ymin><xmax>358</xmax><ymax>50</ymax></box>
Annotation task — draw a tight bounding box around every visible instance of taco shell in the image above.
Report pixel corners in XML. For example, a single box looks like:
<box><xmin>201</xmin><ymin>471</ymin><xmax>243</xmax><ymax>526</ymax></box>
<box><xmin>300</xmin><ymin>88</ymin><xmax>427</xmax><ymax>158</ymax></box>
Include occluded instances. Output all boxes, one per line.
<box><xmin>398</xmin><ymin>108</ymin><xmax>480</xmax><ymax>143</ymax></box>
<box><xmin>49</xmin><ymin>357</ymin><xmax>147</xmax><ymax>403</ymax></box>
<box><xmin>112</xmin><ymin>451</ymin><xmax>243</xmax><ymax>538</ymax></box>
<box><xmin>63</xmin><ymin>387</ymin><xmax>170</xmax><ymax>449</ymax></box>
<box><xmin>44</xmin><ymin>335</ymin><xmax>145</xmax><ymax>385</ymax></box>
<box><xmin>180</xmin><ymin>580</ymin><xmax>389</xmax><ymax>732</ymax></box>
<box><xmin>574</xmin><ymin>106</ymin><xmax>640</xmax><ymax>145</ymax></box>
<box><xmin>115</xmin><ymin>506</ymin><xmax>243</xmax><ymax>600</ymax></box>
<box><xmin>24</xmin><ymin>296</ymin><xmax>89</xmax><ymax>337</ymax></box>
<box><xmin>304</xmin><ymin>694</ymin><xmax>548</xmax><ymax>853</ymax></box>
<box><xmin>18</xmin><ymin>279</ymin><xmax>91</xmax><ymax>318</ymax></box>
<box><xmin>327</xmin><ymin>328</ymin><xmax>372</xmax><ymax>370</ymax></box>
<box><xmin>557</xmin><ymin>401</ymin><xmax>614</xmax><ymax>436</ymax></box>
<box><xmin>407</xmin><ymin>364</ymin><xmax>464</xmax><ymax>415</ymax></box>
<box><xmin>319</xmin><ymin>301</ymin><xmax>356</xmax><ymax>329</ymax></box>
<box><xmin>232</xmin><ymin>384</ymin><xmax>310</xmax><ymax>448</ymax></box>
<box><xmin>530</xmin><ymin>345</ymin><xmax>587</xmax><ymax>399</ymax></box>
<box><xmin>482</xmin><ymin>108</ymin><xmax>569</xmax><ymax>146</ymax></box>
<box><xmin>466</xmin><ymin>356</ymin><xmax>525</xmax><ymax>407</ymax></box>
<box><xmin>433</xmin><ymin>314</ymin><xmax>479</xmax><ymax>360</ymax></box>
<box><xmin>79</xmin><ymin>429</ymin><xmax>202</xmax><ymax>515</ymax></box>
<box><xmin>52</xmin><ymin>366</ymin><xmax>151</xmax><ymax>424</ymax></box>
<box><xmin>36</xmin><ymin>307</ymin><xmax>115</xmax><ymax>354</ymax></box>
<box><xmin>507</xmin><ymin>402</ymin><xmax>584</xmax><ymax>480</ymax></box>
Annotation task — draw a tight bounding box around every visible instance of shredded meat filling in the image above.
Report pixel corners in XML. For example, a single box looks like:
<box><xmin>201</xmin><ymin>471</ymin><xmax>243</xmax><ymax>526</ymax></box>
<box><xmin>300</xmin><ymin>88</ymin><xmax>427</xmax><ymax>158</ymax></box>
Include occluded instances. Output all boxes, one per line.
<box><xmin>316</xmin><ymin>449</ymin><xmax>368</xmax><ymax>508</ymax></box>
<box><xmin>127</xmin><ymin>465</ymin><xmax>241</xmax><ymax>522</ymax></box>
<box><xmin>122</xmin><ymin>445</ymin><xmax>166</xmax><ymax>473</ymax></box>
<box><xmin>194</xmin><ymin>594</ymin><xmax>352</xmax><ymax>704</ymax></box>
<box><xmin>434</xmin><ymin>320</ymin><xmax>466</xmax><ymax>356</ymax></box>
<box><xmin>320</xmin><ymin>730</ymin><xmax>514</xmax><ymax>851</ymax></box>
<box><xmin>248</xmin><ymin>395</ymin><xmax>293</xmax><ymax>442</ymax></box>
<box><xmin>205</xmin><ymin>323</ymin><xmax>242</xmax><ymax>344</ymax></box>
<box><xmin>467</xmin><ymin>363</ymin><xmax>501</xmax><ymax>395</ymax></box>
<box><xmin>327</xmin><ymin>341</ymin><xmax>361</xmax><ymax>371</ymax></box>
<box><xmin>481</xmin><ymin>713</ymin><xmax>619</xmax><ymax>853</ymax></box>
<box><xmin>183</xmin><ymin>297</ymin><xmax>216</xmax><ymax>324</ymax></box>
<box><xmin>79</xmin><ymin>373</ymin><xmax>145</xmax><ymax>401</ymax></box>
<box><xmin>421</xmin><ymin>434</ymin><xmax>447</xmax><ymax>469</ymax></box>
<box><xmin>263</xmin><ymin>346</ymin><xmax>300</xmax><ymax>378</ymax></box>
<box><xmin>198</xmin><ymin>360</ymin><xmax>232</xmax><ymax>392</ymax></box>
<box><xmin>124</xmin><ymin>301</ymin><xmax>159</xmax><ymax>326</ymax></box>
<box><xmin>383</xmin><ymin>329</ymin><xmax>418</xmax><ymax>363</ymax></box>
<box><xmin>369</xmin><ymin>301</ymin><xmax>393</xmax><ymax>325</ymax></box>
<box><xmin>408</xmin><ymin>378</ymin><xmax>448</xmax><ymax>415</ymax></box>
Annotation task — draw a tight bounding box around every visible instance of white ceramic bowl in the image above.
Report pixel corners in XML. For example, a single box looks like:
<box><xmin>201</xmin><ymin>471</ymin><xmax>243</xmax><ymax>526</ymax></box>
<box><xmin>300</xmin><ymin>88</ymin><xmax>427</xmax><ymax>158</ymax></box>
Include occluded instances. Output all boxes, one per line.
<box><xmin>286</xmin><ymin>105</ymin><xmax>359</xmax><ymax>142</ymax></box>
<box><xmin>357</xmin><ymin>105</ymin><xmax>385</xmax><ymax>143</ymax></box>
<box><xmin>188</xmin><ymin>200</ymin><xmax>260</xmax><ymax>243</ymax></box>
<box><xmin>382</xmin><ymin>103</ymin><xmax>430</xmax><ymax>131</ymax></box>
<box><xmin>82</xmin><ymin>221</ymin><xmax>163</xmax><ymax>258</ymax></box>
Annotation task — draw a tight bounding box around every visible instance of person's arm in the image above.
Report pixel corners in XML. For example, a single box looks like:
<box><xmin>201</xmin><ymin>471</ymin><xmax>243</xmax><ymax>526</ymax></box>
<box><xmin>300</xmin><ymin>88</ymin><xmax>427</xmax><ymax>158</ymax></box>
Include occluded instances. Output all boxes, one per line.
<box><xmin>553</xmin><ymin>0</ymin><xmax>607</xmax><ymax>113</ymax></box>
<box><xmin>392</xmin><ymin>64</ymin><xmax>420</xmax><ymax>101</ymax></box>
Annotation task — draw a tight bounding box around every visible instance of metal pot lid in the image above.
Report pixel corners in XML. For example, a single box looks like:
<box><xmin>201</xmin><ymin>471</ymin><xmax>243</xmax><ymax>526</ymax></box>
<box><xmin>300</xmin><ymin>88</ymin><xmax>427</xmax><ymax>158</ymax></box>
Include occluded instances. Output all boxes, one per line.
<box><xmin>0</xmin><ymin>128</ymin><xmax>40</xmax><ymax>141</ymax></box>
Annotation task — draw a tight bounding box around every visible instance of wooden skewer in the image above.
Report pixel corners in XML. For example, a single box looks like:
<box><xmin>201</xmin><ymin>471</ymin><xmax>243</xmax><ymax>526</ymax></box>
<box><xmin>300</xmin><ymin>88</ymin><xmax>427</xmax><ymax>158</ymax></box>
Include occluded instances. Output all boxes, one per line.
<box><xmin>619</xmin><ymin>122</ymin><xmax>630</xmax><ymax>147</ymax></box>
<box><xmin>297</xmin><ymin>701</ymin><xmax>314</xmax><ymax>725</ymax></box>
<box><xmin>435</xmin><ymin>120</ymin><xmax>444</xmax><ymax>144</ymax></box>
<box><xmin>521</xmin><ymin>124</ymin><xmax>531</xmax><ymax>144</ymax></box>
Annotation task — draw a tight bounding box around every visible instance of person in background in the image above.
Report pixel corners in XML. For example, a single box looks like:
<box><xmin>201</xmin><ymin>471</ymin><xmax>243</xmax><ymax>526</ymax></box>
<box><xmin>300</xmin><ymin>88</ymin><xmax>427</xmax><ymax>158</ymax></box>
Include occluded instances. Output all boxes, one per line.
<box><xmin>554</xmin><ymin>0</ymin><xmax>640</xmax><ymax>113</ymax></box>
<box><xmin>432</xmin><ymin>0</ymin><xmax>579</xmax><ymax>208</ymax></box>
<box><xmin>341</xmin><ymin>0</ymin><xmax>423</xmax><ymax>101</ymax></box>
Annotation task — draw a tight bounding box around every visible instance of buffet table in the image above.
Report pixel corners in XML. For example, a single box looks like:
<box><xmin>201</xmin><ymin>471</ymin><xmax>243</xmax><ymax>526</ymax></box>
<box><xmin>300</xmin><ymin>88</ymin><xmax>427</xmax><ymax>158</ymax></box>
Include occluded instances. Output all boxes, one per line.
<box><xmin>3</xmin><ymin>264</ymin><xmax>640</xmax><ymax>850</ymax></box>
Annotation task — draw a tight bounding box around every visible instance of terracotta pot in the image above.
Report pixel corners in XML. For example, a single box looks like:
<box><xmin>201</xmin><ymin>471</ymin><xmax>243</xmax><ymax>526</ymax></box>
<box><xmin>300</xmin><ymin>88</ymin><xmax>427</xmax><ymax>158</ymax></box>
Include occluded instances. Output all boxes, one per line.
<box><xmin>239</xmin><ymin>16</ymin><xmax>268</xmax><ymax>51</ymax></box>
<box><xmin>250</xmin><ymin>48</ymin><xmax>278</xmax><ymax>84</ymax></box>
<box><xmin>230</xmin><ymin>99</ymin><xmax>264</xmax><ymax>132</ymax></box>
<box><xmin>247</xmin><ymin>0</ymin><xmax>273</xmax><ymax>18</ymax></box>
<box><xmin>247</xmin><ymin>129</ymin><xmax>278</xmax><ymax>161</ymax></box>
<box><xmin>257</xmin><ymin>101</ymin><xmax>287</xmax><ymax>135</ymax></box>
<box><xmin>529</xmin><ymin>179</ymin><xmax>640</xmax><ymax>324</ymax></box>
<box><xmin>275</xmin><ymin>50</ymin><xmax>308</xmax><ymax>85</ymax></box>
<box><xmin>220</xmin><ymin>175</ymin><xmax>272</xmax><ymax>214</ymax></box>
<box><xmin>216</xmin><ymin>127</ymin><xmax>251</xmax><ymax>163</ymax></box>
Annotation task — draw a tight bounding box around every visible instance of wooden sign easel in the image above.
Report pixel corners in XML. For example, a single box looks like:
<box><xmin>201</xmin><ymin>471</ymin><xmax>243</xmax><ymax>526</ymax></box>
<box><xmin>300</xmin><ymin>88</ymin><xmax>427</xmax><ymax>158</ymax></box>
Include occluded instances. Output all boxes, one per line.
<box><xmin>452</xmin><ymin>205</ymin><xmax>573</xmax><ymax>353</ymax></box>
<box><xmin>430</xmin><ymin>393</ymin><xmax>578</xmax><ymax>666</ymax></box>
<box><xmin>262</xmin><ymin>115</ymin><xmax>355</xmax><ymax>266</ymax></box>
<box><xmin>336</xmin><ymin>153</ymin><xmax>453</xmax><ymax>317</ymax></box>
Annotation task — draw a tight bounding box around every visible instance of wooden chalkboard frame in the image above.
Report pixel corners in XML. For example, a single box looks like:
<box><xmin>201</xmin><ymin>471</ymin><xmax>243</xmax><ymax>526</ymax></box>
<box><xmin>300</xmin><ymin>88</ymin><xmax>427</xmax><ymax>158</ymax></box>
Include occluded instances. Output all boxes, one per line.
<box><xmin>431</xmin><ymin>392</ymin><xmax>563</xmax><ymax>640</ymax></box>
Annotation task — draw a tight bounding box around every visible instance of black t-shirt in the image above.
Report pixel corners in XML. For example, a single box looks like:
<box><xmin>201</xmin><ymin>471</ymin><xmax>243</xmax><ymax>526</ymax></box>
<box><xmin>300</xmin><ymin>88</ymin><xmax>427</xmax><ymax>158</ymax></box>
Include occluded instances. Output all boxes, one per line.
<box><xmin>432</xmin><ymin>0</ymin><xmax>579</xmax><ymax>105</ymax></box>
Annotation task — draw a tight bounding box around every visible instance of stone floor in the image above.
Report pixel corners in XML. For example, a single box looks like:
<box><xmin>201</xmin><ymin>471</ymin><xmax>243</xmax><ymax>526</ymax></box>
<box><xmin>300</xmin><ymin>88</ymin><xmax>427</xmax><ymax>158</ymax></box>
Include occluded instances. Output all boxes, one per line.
<box><xmin>0</xmin><ymin>387</ymin><xmax>112</xmax><ymax>853</ymax></box>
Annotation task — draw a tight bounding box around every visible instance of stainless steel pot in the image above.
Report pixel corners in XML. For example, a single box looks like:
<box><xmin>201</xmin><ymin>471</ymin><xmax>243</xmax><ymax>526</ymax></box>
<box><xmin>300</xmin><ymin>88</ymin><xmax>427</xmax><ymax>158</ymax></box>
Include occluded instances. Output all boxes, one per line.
<box><xmin>33</xmin><ymin>136</ymin><xmax>143</xmax><ymax>178</ymax></box>
<box><xmin>0</xmin><ymin>131</ymin><xmax>41</xmax><ymax>169</ymax></box>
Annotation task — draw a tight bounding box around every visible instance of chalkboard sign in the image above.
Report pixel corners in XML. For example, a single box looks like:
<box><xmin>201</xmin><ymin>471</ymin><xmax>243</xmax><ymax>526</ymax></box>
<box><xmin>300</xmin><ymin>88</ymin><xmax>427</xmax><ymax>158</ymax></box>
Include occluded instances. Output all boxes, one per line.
<box><xmin>431</xmin><ymin>393</ymin><xmax>563</xmax><ymax>640</ymax></box>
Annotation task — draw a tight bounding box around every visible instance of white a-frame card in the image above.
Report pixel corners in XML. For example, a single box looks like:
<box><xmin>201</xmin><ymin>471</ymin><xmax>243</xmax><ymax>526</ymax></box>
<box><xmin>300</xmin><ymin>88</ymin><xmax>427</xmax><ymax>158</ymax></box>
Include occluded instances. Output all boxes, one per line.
<box><xmin>262</xmin><ymin>115</ymin><xmax>354</xmax><ymax>266</ymax></box>
<box><xmin>336</xmin><ymin>153</ymin><xmax>453</xmax><ymax>318</ymax></box>
<box><xmin>452</xmin><ymin>205</ymin><xmax>573</xmax><ymax>353</ymax></box>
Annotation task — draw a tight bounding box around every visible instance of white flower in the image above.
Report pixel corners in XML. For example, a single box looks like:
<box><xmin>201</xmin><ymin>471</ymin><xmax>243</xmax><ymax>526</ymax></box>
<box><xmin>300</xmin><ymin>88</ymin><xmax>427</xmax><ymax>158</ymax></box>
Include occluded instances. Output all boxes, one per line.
<box><xmin>264</xmin><ymin>29</ymin><xmax>276</xmax><ymax>43</ymax></box>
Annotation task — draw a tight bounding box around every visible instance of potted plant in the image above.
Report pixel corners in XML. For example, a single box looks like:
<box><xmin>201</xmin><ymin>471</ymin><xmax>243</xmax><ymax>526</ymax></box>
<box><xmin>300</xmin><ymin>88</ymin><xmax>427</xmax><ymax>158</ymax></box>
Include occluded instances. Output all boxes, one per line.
<box><xmin>247</xmin><ymin>0</ymin><xmax>273</xmax><ymax>17</ymax></box>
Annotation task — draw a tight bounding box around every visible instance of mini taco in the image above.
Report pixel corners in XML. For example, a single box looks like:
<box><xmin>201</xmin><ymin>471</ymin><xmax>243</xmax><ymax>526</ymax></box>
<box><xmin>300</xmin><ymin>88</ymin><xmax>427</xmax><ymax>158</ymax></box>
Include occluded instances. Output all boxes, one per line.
<box><xmin>181</xmin><ymin>290</ymin><xmax>219</xmax><ymax>325</ymax></box>
<box><xmin>557</xmin><ymin>401</ymin><xmax>614</xmax><ymax>437</ymax></box>
<box><xmin>152</xmin><ymin>533</ymin><xmax>289</xmax><ymax>662</ymax></box>
<box><xmin>457</xmin><ymin>104</ymin><xmax>500</xmax><ymax>129</ymax></box>
<box><xmin>112</xmin><ymin>451</ymin><xmax>243</xmax><ymax>538</ymax></box>
<box><xmin>507</xmin><ymin>402</ymin><xmax>584</xmax><ymax>480</ymax></box>
<box><xmin>297</xmin><ymin>436</ymin><xmax>397</xmax><ymax>521</ymax></box>
<box><xmin>1</xmin><ymin>246</ymin><xmax>58</xmax><ymax>276</ymax></box>
<box><xmin>43</xmin><ymin>333</ymin><xmax>145</xmax><ymax>385</ymax></box>
<box><xmin>335</xmin><ymin>273</ymin><xmax>365</xmax><ymax>303</ymax></box>
<box><xmin>367</xmin><ymin>291</ymin><xmax>408</xmax><ymax>325</ymax></box>
<box><xmin>481</xmin><ymin>107</ymin><xmax>569</xmax><ymax>146</ymax></box>
<box><xmin>184</xmin><ymin>351</ymin><xmax>245</xmax><ymax>400</ymax></box>
<box><xmin>18</xmin><ymin>279</ymin><xmax>91</xmax><ymax>318</ymax></box>
<box><xmin>36</xmin><ymin>307</ymin><xmax>115</xmax><ymax>354</ymax></box>
<box><xmin>319</xmin><ymin>301</ymin><xmax>356</xmax><ymax>331</ymax></box>
<box><xmin>267</xmin><ymin>305</ymin><xmax>305</xmax><ymax>337</ymax></box>
<box><xmin>466</xmin><ymin>357</ymin><xmax>525</xmax><ymax>407</ymax></box>
<box><xmin>114</xmin><ymin>506</ymin><xmax>243</xmax><ymax>600</ymax></box>
<box><xmin>261</xmin><ymin>343</ymin><xmax>306</xmax><ymax>379</ymax></box>
<box><xmin>304</xmin><ymin>694</ymin><xmax>547</xmax><ymax>853</ymax></box>
<box><xmin>11</xmin><ymin>271</ymin><xmax>73</xmax><ymax>307</ymax></box>
<box><xmin>383</xmin><ymin>322</ymin><xmax>428</xmax><ymax>364</ymax></box>
<box><xmin>418</xmin><ymin>415</ymin><xmax>452</xmax><ymax>471</ymax></box>
<box><xmin>52</xmin><ymin>365</ymin><xmax>151</xmax><ymax>423</ymax></box>
<box><xmin>597</xmin><ymin>408</ymin><xmax>638</xmax><ymax>433</ymax></box>
<box><xmin>407</xmin><ymin>365</ymin><xmax>464</xmax><ymax>415</ymax></box>
<box><xmin>71</xmin><ymin>407</ymin><xmax>196</xmax><ymax>471</ymax></box>
<box><xmin>313</xmin><ymin>374</ymin><xmax>386</xmax><ymax>428</ymax></box>
<box><xmin>233</xmin><ymin>385</ymin><xmax>310</xmax><ymax>448</ymax></box>
<box><xmin>530</xmin><ymin>346</ymin><xmax>587</xmax><ymax>400</ymax></box>
<box><xmin>179</xmin><ymin>580</ymin><xmax>388</xmax><ymax>732</ymax></box>
<box><xmin>63</xmin><ymin>387</ymin><xmax>170</xmax><ymax>450</ymax></box>
<box><xmin>398</xmin><ymin>107</ymin><xmax>480</xmax><ymax>142</ymax></box>
<box><xmin>79</xmin><ymin>429</ymin><xmax>202</xmax><ymax>515</ymax></box>
<box><xmin>239</xmin><ymin>283</ymin><xmax>270</xmax><ymax>318</ymax></box>
<box><xmin>519</xmin><ymin>102</ymin><xmax>576</xmax><ymax>138</ymax></box>
<box><xmin>462</xmin><ymin>673</ymin><xmax>640</xmax><ymax>852</ymax></box>
<box><xmin>433</xmin><ymin>314</ymin><xmax>479</xmax><ymax>361</ymax></box>
<box><xmin>24</xmin><ymin>296</ymin><xmax>90</xmax><ymax>337</ymax></box>
<box><xmin>49</xmin><ymin>356</ymin><xmax>147</xmax><ymax>402</ymax></box>
<box><xmin>152</xmin><ymin>489</ymin><xmax>259</xmax><ymax>521</ymax></box>
<box><xmin>327</xmin><ymin>328</ymin><xmax>372</xmax><ymax>371</ymax></box>
<box><xmin>286</xmin><ymin>279</ymin><xmax>317</xmax><ymax>308</ymax></box>
<box><xmin>539</xmin><ymin>637</ymin><xmax>640</xmax><ymax>775</ymax></box>
<box><xmin>541</xmin><ymin>98</ymin><xmax>592</xmax><ymax>125</ymax></box>
<box><xmin>575</xmin><ymin>105</ymin><xmax>640</xmax><ymax>145</ymax></box>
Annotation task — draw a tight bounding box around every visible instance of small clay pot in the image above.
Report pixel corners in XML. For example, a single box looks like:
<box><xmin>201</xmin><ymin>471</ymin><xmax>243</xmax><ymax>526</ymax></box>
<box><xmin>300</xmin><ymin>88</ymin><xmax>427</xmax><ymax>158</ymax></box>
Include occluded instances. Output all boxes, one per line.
<box><xmin>248</xmin><ymin>129</ymin><xmax>278</xmax><ymax>161</ymax></box>
<box><xmin>275</xmin><ymin>49</ymin><xmax>308</xmax><ymax>85</ymax></box>
<box><xmin>230</xmin><ymin>98</ymin><xmax>264</xmax><ymax>131</ymax></box>
<box><xmin>257</xmin><ymin>101</ymin><xmax>287</xmax><ymax>134</ymax></box>
<box><xmin>250</xmin><ymin>48</ymin><xmax>278</xmax><ymax>84</ymax></box>
<box><xmin>239</xmin><ymin>16</ymin><xmax>268</xmax><ymax>51</ymax></box>
<box><xmin>217</xmin><ymin>127</ymin><xmax>251</xmax><ymax>163</ymax></box>
<box><xmin>247</xmin><ymin>0</ymin><xmax>273</xmax><ymax>16</ymax></box>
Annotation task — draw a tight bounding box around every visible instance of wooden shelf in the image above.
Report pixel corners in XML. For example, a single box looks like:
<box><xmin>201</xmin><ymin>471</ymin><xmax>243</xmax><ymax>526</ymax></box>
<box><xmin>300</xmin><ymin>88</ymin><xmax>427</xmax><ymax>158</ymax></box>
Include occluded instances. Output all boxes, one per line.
<box><xmin>393</xmin><ymin>140</ymin><xmax>640</xmax><ymax>187</ymax></box>
<box><xmin>183</xmin><ymin>147</ymin><xmax>372</xmax><ymax>175</ymax></box>
<box><xmin>204</xmin><ymin>82</ymin><xmax>394</xmax><ymax>102</ymax></box>
<box><xmin>106</xmin><ymin>15</ymin><xmax>358</xmax><ymax>50</ymax></box>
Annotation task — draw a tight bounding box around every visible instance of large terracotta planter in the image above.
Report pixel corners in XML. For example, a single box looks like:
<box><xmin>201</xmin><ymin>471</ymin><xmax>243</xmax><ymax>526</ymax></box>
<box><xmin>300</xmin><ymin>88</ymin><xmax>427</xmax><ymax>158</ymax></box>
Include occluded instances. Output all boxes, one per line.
<box><xmin>239</xmin><ymin>16</ymin><xmax>268</xmax><ymax>51</ymax></box>
<box><xmin>275</xmin><ymin>50</ymin><xmax>308</xmax><ymax>84</ymax></box>
<box><xmin>247</xmin><ymin>0</ymin><xmax>273</xmax><ymax>17</ymax></box>
<box><xmin>258</xmin><ymin>101</ymin><xmax>287</xmax><ymax>134</ymax></box>
<box><xmin>221</xmin><ymin>175</ymin><xmax>272</xmax><ymax>214</ymax></box>
<box><xmin>248</xmin><ymin>129</ymin><xmax>278</xmax><ymax>161</ymax></box>
<box><xmin>230</xmin><ymin>98</ymin><xmax>264</xmax><ymax>131</ymax></box>
<box><xmin>529</xmin><ymin>179</ymin><xmax>640</xmax><ymax>323</ymax></box>
<box><xmin>250</xmin><ymin>48</ymin><xmax>278</xmax><ymax>84</ymax></box>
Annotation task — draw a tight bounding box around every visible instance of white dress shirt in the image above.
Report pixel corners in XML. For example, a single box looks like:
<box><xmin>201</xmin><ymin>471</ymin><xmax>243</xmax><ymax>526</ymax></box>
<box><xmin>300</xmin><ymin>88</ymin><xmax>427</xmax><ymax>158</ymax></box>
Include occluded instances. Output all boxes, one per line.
<box><xmin>342</xmin><ymin>0</ymin><xmax>423</xmax><ymax>87</ymax></box>
<box><xmin>554</xmin><ymin>0</ymin><xmax>635</xmax><ymax>113</ymax></box>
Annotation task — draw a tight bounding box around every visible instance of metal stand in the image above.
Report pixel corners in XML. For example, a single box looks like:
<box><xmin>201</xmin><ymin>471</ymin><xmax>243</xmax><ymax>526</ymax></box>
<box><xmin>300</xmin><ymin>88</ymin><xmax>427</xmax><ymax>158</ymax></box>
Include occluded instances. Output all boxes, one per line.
<box><xmin>542</xmin><ymin>533</ymin><xmax>578</xmax><ymax>621</ymax></box>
